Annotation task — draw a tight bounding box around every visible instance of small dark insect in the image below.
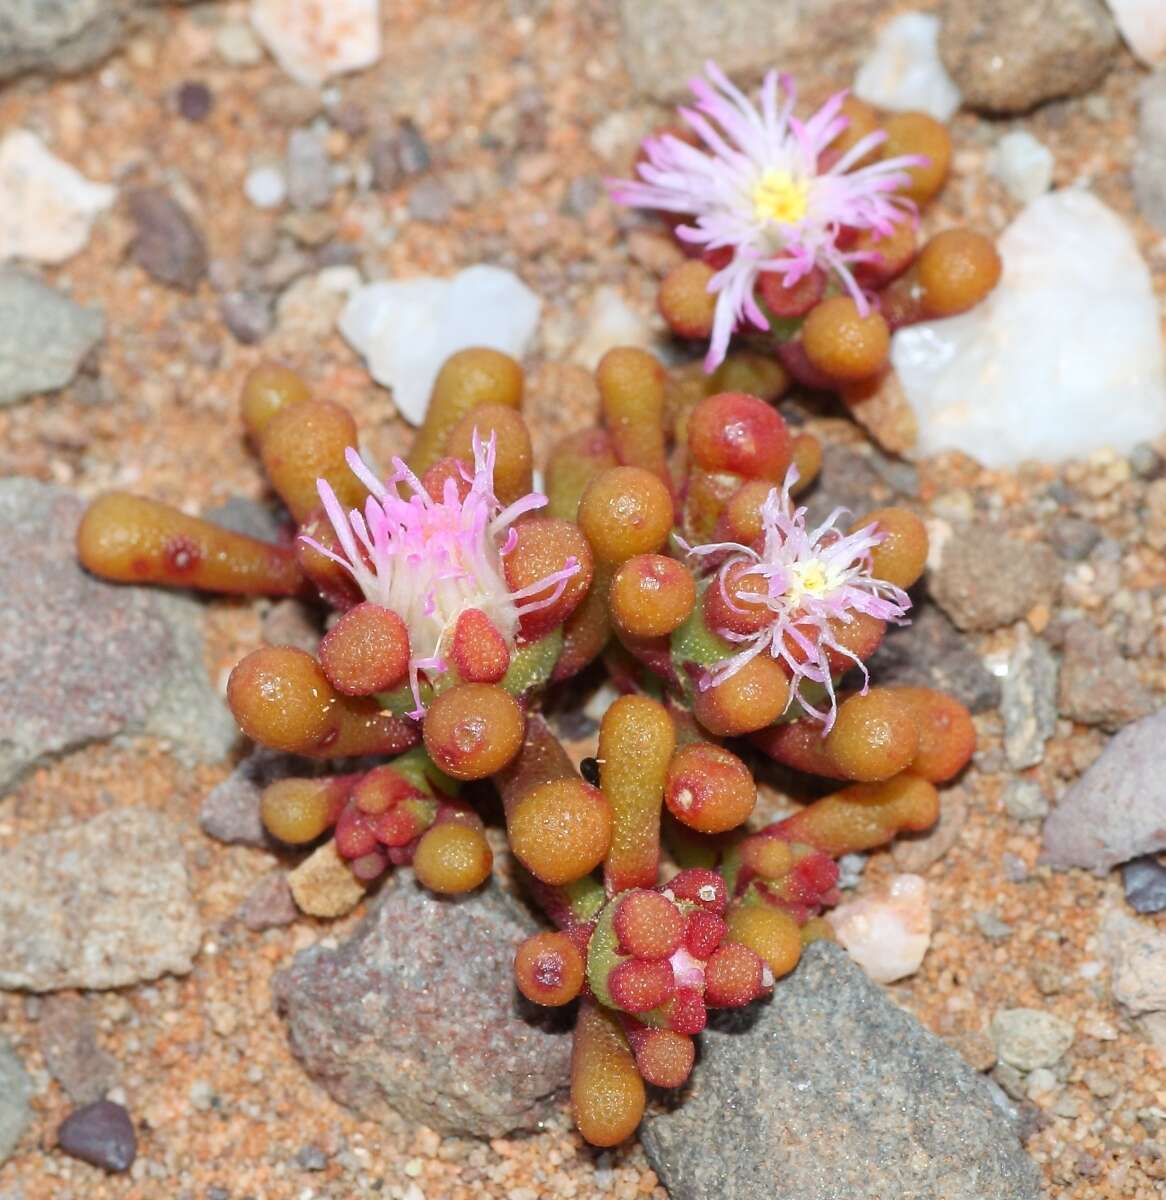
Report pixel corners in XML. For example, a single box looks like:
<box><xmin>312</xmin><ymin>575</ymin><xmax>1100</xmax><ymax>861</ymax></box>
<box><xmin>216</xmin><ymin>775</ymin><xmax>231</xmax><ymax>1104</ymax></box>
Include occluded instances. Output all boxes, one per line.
<box><xmin>580</xmin><ymin>756</ymin><xmax>601</xmax><ymax>786</ymax></box>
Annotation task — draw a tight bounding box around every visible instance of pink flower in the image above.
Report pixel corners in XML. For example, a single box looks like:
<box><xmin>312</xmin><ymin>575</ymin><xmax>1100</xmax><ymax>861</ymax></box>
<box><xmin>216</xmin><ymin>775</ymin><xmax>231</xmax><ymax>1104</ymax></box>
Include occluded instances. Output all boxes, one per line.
<box><xmin>609</xmin><ymin>62</ymin><xmax>923</xmax><ymax>371</ymax></box>
<box><xmin>302</xmin><ymin>433</ymin><xmax>580</xmax><ymax>717</ymax></box>
<box><xmin>684</xmin><ymin>468</ymin><xmax>911</xmax><ymax>730</ymax></box>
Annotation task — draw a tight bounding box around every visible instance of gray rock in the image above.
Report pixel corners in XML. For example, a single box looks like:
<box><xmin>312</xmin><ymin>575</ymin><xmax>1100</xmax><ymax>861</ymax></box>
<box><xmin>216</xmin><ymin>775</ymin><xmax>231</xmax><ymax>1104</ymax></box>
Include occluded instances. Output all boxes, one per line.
<box><xmin>1123</xmin><ymin>856</ymin><xmax>1166</xmax><ymax>915</ymax></box>
<box><xmin>0</xmin><ymin>808</ymin><xmax>203</xmax><ymax>990</ymax></box>
<box><xmin>1100</xmin><ymin>907</ymin><xmax>1166</xmax><ymax>1015</ymax></box>
<box><xmin>804</xmin><ymin>441</ymin><xmax>907</xmax><ymax>528</ymax></box>
<box><xmin>407</xmin><ymin>177</ymin><xmax>454</xmax><ymax>223</ymax></box>
<box><xmin>1048</xmin><ymin>516</ymin><xmax>1101</xmax><ymax>562</ymax></box>
<box><xmin>931</xmin><ymin>525</ymin><xmax>1060</xmax><ymax>632</ymax></box>
<box><xmin>938</xmin><ymin>0</ymin><xmax>1118</xmax><ymax>114</ymax></box>
<box><xmin>273</xmin><ymin>872</ymin><xmax>570</xmax><ymax>1137</ymax></box>
<box><xmin>200</xmin><ymin>747</ymin><xmax>303</xmax><ymax>848</ymax></box>
<box><xmin>891</xmin><ymin>787</ymin><xmax>967</xmax><ymax>872</ymax></box>
<box><xmin>0</xmin><ymin>271</ymin><xmax>103</xmax><ymax>407</ymax></box>
<box><xmin>286</xmin><ymin>128</ymin><xmax>332</xmax><ymax>211</ymax></box>
<box><xmin>1134</xmin><ymin>72</ymin><xmax>1166</xmax><ymax>233</ymax></box>
<box><xmin>1003</xmin><ymin>779</ymin><xmax>1049</xmax><ymax>822</ymax></box>
<box><xmin>369</xmin><ymin>119</ymin><xmax>431</xmax><ymax>191</ymax></box>
<box><xmin>220</xmin><ymin>289</ymin><xmax>275</xmax><ymax>344</ymax></box>
<box><xmin>0</xmin><ymin>1039</ymin><xmax>32</xmax><ymax>1166</ymax></box>
<box><xmin>36</xmin><ymin>994</ymin><xmax>118</xmax><ymax>1104</ymax></box>
<box><xmin>57</xmin><ymin>1099</ymin><xmax>136</xmax><ymax>1173</ymax></box>
<box><xmin>642</xmin><ymin>942</ymin><xmax>1041</xmax><ymax>1200</ymax></box>
<box><xmin>1001</xmin><ymin>633</ymin><xmax>1059</xmax><ymax>769</ymax></box>
<box><xmin>127</xmin><ymin>187</ymin><xmax>207</xmax><ymax>292</ymax></box>
<box><xmin>868</xmin><ymin>604</ymin><xmax>1000</xmax><ymax>713</ymax></box>
<box><xmin>617</xmin><ymin>0</ymin><xmax>883</xmax><ymax>101</ymax></box>
<box><xmin>0</xmin><ymin>0</ymin><xmax>185</xmax><ymax>82</ymax></box>
<box><xmin>1057</xmin><ymin>622</ymin><xmax>1153</xmax><ymax>730</ymax></box>
<box><xmin>0</xmin><ymin>479</ymin><xmax>237</xmax><ymax>792</ymax></box>
<box><xmin>238</xmin><ymin>870</ymin><xmax>298</xmax><ymax>931</ymax></box>
<box><xmin>202</xmin><ymin>495</ymin><xmax>284</xmax><ymax>544</ymax></box>
<box><xmin>990</xmin><ymin>1008</ymin><xmax>1074</xmax><ymax>1071</ymax></box>
<box><xmin>1041</xmin><ymin>705</ymin><xmax>1166</xmax><ymax>873</ymax></box>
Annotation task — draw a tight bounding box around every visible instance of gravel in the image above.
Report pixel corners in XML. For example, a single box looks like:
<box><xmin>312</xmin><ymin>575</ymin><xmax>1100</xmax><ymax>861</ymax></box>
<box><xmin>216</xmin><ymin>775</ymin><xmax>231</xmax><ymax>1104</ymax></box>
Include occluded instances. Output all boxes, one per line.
<box><xmin>642</xmin><ymin>941</ymin><xmax>1041</xmax><ymax>1199</ymax></box>
<box><xmin>274</xmin><ymin>871</ymin><xmax>571</xmax><ymax>1137</ymax></box>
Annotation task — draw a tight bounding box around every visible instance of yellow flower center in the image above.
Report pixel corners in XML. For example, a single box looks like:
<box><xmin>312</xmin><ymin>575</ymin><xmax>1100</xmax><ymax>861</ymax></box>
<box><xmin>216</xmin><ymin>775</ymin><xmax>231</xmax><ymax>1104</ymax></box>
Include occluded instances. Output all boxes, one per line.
<box><xmin>790</xmin><ymin>560</ymin><xmax>830</xmax><ymax>599</ymax></box>
<box><xmin>752</xmin><ymin>168</ymin><xmax>809</xmax><ymax>225</ymax></box>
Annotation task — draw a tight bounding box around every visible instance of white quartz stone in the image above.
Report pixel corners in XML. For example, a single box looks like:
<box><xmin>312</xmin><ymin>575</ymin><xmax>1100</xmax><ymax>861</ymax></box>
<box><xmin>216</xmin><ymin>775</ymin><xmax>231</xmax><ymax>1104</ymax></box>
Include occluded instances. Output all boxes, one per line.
<box><xmin>853</xmin><ymin>12</ymin><xmax>961</xmax><ymax>122</ymax></box>
<box><xmin>570</xmin><ymin>285</ymin><xmax>655</xmax><ymax>369</ymax></box>
<box><xmin>244</xmin><ymin>164</ymin><xmax>287</xmax><ymax>209</ymax></box>
<box><xmin>989</xmin><ymin>131</ymin><xmax>1054</xmax><ymax>203</ymax></box>
<box><xmin>828</xmin><ymin>874</ymin><xmax>932</xmax><ymax>984</ymax></box>
<box><xmin>338</xmin><ymin>265</ymin><xmax>541</xmax><ymax>425</ymax></box>
<box><xmin>250</xmin><ymin>0</ymin><xmax>381</xmax><ymax>87</ymax></box>
<box><xmin>893</xmin><ymin>189</ymin><xmax>1166</xmax><ymax>467</ymax></box>
<box><xmin>0</xmin><ymin>130</ymin><xmax>115</xmax><ymax>265</ymax></box>
<box><xmin>1106</xmin><ymin>0</ymin><xmax>1166</xmax><ymax>66</ymax></box>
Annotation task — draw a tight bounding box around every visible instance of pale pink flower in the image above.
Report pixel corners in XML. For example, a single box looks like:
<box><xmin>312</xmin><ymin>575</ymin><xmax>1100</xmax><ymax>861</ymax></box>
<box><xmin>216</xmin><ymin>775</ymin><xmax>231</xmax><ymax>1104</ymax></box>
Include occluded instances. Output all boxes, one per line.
<box><xmin>684</xmin><ymin>467</ymin><xmax>911</xmax><ymax>730</ymax></box>
<box><xmin>302</xmin><ymin>433</ymin><xmax>579</xmax><ymax>717</ymax></box>
<box><xmin>609</xmin><ymin>62</ymin><xmax>922</xmax><ymax>370</ymax></box>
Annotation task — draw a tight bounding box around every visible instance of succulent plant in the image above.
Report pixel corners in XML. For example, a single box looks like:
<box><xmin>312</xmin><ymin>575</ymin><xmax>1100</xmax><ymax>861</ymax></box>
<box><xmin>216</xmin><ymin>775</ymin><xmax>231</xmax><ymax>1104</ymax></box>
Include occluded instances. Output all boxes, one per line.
<box><xmin>76</xmin><ymin>64</ymin><xmax>994</xmax><ymax>1146</ymax></box>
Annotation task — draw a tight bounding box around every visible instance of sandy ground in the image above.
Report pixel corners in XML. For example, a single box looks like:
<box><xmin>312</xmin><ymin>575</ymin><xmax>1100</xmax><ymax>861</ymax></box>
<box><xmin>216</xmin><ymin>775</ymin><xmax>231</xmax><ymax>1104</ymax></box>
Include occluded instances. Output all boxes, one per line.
<box><xmin>1</xmin><ymin>1</ymin><xmax>1165</xmax><ymax>1197</ymax></box>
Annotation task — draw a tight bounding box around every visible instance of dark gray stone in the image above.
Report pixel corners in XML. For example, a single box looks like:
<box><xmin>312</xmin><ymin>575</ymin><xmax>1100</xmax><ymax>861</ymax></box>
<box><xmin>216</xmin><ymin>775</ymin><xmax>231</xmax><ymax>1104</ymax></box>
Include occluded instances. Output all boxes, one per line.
<box><xmin>1122</xmin><ymin>856</ymin><xmax>1166</xmax><ymax>915</ymax></box>
<box><xmin>0</xmin><ymin>271</ymin><xmax>103</xmax><ymax>407</ymax></box>
<box><xmin>0</xmin><ymin>479</ymin><xmax>237</xmax><ymax>793</ymax></box>
<box><xmin>273</xmin><ymin>872</ymin><xmax>570</xmax><ymax>1137</ymax></box>
<box><xmin>803</xmin><ymin>441</ymin><xmax>905</xmax><ymax>529</ymax></box>
<box><xmin>868</xmin><ymin>603</ymin><xmax>1000</xmax><ymax>713</ymax></box>
<box><xmin>57</xmin><ymin>1100</ymin><xmax>136</xmax><ymax>1173</ymax></box>
<box><xmin>1042</xmin><ymin>706</ymin><xmax>1166</xmax><ymax>873</ymax></box>
<box><xmin>127</xmin><ymin>187</ymin><xmax>207</xmax><ymax>292</ymax></box>
<box><xmin>938</xmin><ymin>0</ymin><xmax>1118</xmax><ymax>114</ymax></box>
<box><xmin>931</xmin><ymin>525</ymin><xmax>1060</xmax><ymax>632</ymax></box>
<box><xmin>0</xmin><ymin>1038</ymin><xmax>32</xmax><ymax>1166</ymax></box>
<box><xmin>641</xmin><ymin>942</ymin><xmax>1041</xmax><ymax>1200</ymax></box>
<box><xmin>36</xmin><ymin>994</ymin><xmax>118</xmax><ymax>1104</ymax></box>
<box><xmin>175</xmin><ymin>80</ymin><xmax>212</xmax><ymax>122</ymax></box>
